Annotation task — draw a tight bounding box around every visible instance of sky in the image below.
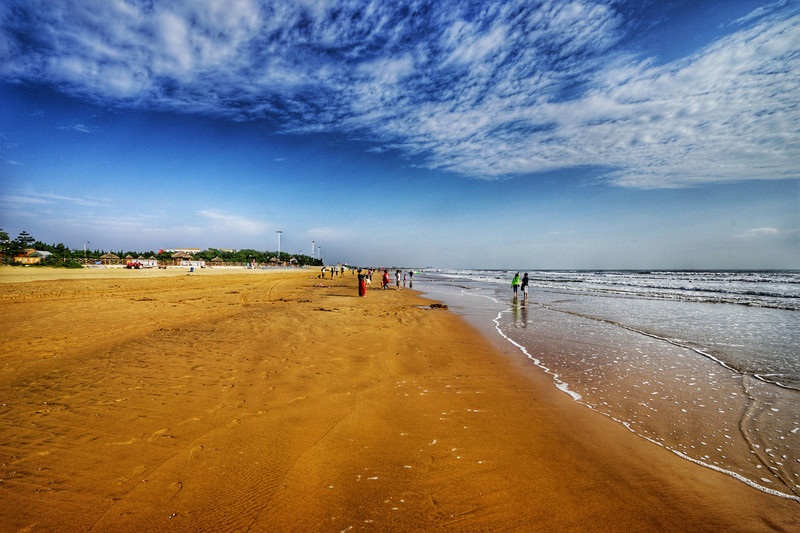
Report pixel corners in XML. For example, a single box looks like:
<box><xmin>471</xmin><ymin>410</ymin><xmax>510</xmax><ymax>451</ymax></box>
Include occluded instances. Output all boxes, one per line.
<box><xmin>1</xmin><ymin>0</ymin><xmax>798</xmax><ymax>269</ymax></box>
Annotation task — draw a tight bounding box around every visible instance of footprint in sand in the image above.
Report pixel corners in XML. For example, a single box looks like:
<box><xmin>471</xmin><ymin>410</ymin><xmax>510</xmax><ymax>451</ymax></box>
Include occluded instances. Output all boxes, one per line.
<box><xmin>116</xmin><ymin>465</ymin><xmax>146</xmax><ymax>485</ymax></box>
<box><xmin>108</xmin><ymin>438</ymin><xmax>138</xmax><ymax>446</ymax></box>
<box><xmin>167</xmin><ymin>481</ymin><xmax>183</xmax><ymax>500</ymax></box>
<box><xmin>146</xmin><ymin>428</ymin><xmax>171</xmax><ymax>442</ymax></box>
<box><xmin>189</xmin><ymin>445</ymin><xmax>203</xmax><ymax>459</ymax></box>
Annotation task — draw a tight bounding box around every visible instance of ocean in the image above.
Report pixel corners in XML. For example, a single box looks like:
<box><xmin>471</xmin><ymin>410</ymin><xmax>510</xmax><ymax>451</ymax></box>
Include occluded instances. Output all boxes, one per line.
<box><xmin>412</xmin><ymin>270</ymin><xmax>800</xmax><ymax>501</ymax></box>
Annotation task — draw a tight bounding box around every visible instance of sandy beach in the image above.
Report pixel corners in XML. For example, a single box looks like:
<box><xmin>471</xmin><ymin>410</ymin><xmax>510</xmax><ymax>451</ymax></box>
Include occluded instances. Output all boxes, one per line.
<box><xmin>0</xmin><ymin>266</ymin><xmax>796</xmax><ymax>532</ymax></box>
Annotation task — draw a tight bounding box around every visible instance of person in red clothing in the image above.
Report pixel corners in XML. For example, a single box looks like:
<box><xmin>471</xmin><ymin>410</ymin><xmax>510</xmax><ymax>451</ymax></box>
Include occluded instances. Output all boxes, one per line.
<box><xmin>382</xmin><ymin>269</ymin><xmax>390</xmax><ymax>290</ymax></box>
<box><xmin>357</xmin><ymin>269</ymin><xmax>367</xmax><ymax>297</ymax></box>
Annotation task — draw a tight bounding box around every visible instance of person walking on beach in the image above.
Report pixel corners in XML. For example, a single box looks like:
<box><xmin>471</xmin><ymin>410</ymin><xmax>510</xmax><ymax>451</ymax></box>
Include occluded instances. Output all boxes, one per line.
<box><xmin>382</xmin><ymin>269</ymin><xmax>390</xmax><ymax>290</ymax></box>
<box><xmin>512</xmin><ymin>272</ymin><xmax>520</xmax><ymax>298</ymax></box>
<box><xmin>357</xmin><ymin>269</ymin><xmax>367</xmax><ymax>297</ymax></box>
<box><xmin>521</xmin><ymin>272</ymin><xmax>529</xmax><ymax>301</ymax></box>
<box><xmin>396</xmin><ymin>270</ymin><xmax>401</xmax><ymax>290</ymax></box>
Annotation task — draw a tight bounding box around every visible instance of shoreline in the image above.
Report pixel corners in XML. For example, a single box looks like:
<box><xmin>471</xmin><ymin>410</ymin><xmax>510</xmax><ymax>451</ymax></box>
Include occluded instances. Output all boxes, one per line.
<box><xmin>414</xmin><ymin>270</ymin><xmax>800</xmax><ymax>503</ymax></box>
<box><xmin>0</xmin><ymin>267</ymin><xmax>797</xmax><ymax>531</ymax></box>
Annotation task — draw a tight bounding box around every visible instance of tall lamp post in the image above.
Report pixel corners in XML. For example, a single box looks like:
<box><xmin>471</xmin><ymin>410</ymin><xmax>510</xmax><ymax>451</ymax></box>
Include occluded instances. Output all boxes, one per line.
<box><xmin>311</xmin><ymin>240</ymin><xmax>315</xmax><ymax>259</ymax></box>
<box><xmin>84</xmin><ymin>241</ymin><xmax>90</xmax><ymax>263</ymax></box>
<box><xmin>276</xmin><ymin>231</ymin><xmax>283</xmax><ymax>265</ymax></box>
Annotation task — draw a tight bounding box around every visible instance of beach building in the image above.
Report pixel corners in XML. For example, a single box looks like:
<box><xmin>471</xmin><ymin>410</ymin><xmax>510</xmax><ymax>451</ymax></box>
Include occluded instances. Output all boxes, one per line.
<box><xmin>97</xmin><ymin>253</ymin><xmax>120</xmax><ymax>265</ymax></box>
<box><xmin>13</xmin><ymin>249</ymin><xmax>52</xmax><ymax>264</ymax></box>
<box><xmin>171</xmin><ymin>251</ymin><xmax>206</xmax><ymax>268</ymax></box>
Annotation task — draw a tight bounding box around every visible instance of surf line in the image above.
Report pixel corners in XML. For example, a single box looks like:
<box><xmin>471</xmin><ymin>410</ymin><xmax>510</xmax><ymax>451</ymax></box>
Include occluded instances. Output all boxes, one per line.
<box><xmin>491</xmin><ymin>307</ymin><xmax>582</xmax><ymax>402</ymax></box>
<box><xmin>492</xmin><ymin>305</ymin><xmax>800</xmax><ymax>503</ymax></box>
<box><xmin>537</xmin><ymin>303</ymin><xmax>797</xmax><ymax>392</ymax></box>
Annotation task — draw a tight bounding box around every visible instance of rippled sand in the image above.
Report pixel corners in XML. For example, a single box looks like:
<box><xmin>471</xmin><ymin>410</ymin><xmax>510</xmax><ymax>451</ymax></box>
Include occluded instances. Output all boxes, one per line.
<box><xmin>0</xmin><ymin>266</ymin><xmax>796</xmax><ymax>531</ymax></box>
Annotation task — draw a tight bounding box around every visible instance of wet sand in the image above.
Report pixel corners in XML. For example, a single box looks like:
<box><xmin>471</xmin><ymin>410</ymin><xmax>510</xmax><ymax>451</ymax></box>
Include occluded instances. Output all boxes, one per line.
<box><xmin>0</xmin><ymin>266</ymin><xmax>797</xmax><ymax>531</ymax></box>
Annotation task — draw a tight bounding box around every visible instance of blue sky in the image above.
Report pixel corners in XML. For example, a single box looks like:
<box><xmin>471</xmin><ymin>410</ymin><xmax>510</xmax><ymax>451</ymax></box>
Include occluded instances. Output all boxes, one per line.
<box><xmin>1</xmin><ymin>0</ymin><xmax>798</xmax><ymax>269</ymax></box>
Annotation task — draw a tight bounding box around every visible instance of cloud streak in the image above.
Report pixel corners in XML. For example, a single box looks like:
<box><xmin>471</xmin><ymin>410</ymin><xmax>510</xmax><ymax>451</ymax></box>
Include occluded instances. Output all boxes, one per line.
<box><xmin>198</xmin><ymin>209</ymin><xmax>268</xmax><ymax>235</ymax></box>
<box><xmin>2</xmin><ymin>0</ymin><xmax>798</xmax><ymax>188</ymax></box>
<box><xmin>1</xmin><ymin>190</ymin><xmax>111</xmax><ymax>207</ymax></box>
<box><xmin>736</xmin><ymin>227</ymin><xmax>780</xmax><ymax>239</ymax></box>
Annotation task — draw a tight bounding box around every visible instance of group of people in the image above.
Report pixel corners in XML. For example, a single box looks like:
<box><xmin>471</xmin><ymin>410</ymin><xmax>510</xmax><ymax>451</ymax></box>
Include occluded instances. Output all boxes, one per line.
<box><xmin>320</xmin><ymin>265</ymin><xmax>346</xmax><ymax>279</ymax></box>
<box><xmin>356</xmin><ymin>268</ymin><xmax>413</xmax><ymax>297</ymax></box>
<box><xmin>511</xmin><ymin>272</ymin><xmax>529</xmax><ymax>300</ymax></box>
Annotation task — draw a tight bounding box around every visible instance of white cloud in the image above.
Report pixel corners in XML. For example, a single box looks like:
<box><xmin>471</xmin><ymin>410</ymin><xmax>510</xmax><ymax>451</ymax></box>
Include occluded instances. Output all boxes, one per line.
<box><xmin>736</xmin><ymin>227</ymin><xmax>780</xmax><ymax>239</ymax></box>
<box><xmin>57</xmin><ymin>123</ymin><xmax>91</xmax><ymax>133</ymax></box>
<box><xmin>2</xmin><ymin>1</ymin><xmax>797</xmax><ymax>188</ymax></box>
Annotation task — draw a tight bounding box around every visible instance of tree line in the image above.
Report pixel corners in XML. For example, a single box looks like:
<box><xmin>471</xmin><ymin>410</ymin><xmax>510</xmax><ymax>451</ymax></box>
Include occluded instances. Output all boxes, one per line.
<box><xmin>0</xmin><ymin>229</ymin><xmax>323</xmax><ymax>267</ymax></box>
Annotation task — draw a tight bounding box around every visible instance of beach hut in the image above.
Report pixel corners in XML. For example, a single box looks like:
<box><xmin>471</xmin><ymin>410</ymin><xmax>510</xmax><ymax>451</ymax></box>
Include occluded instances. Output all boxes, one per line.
<box><xmin>171</xmin><ymin>251</ymin><xmax>192</xmax><ymax>267</ymax></box>
<box><xmin>211</xmin><ymin>257</ymin><xmax>224</xmax><ymax>267</ymax></box>
<box><xmin>171</xmin><ymin>251</ymin><xmax>205</xmax><ymax>268</ymax></box>
<box><xmin>98</xmin><ymin>252</ymin><xmax>120</xmax><ymax>265</ymax></box>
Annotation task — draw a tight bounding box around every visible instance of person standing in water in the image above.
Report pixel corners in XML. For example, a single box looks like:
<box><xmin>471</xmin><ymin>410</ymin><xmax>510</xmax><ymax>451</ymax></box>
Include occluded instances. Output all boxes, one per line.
<box><xmin>512</xmin><ymin>272</ymin><xmax>520</xmax><ymax>298</ymax></box>
<box><xmin>521</xmin><ymin>272</ymin><xmax>529</xmax><ymax>301</ymax></box>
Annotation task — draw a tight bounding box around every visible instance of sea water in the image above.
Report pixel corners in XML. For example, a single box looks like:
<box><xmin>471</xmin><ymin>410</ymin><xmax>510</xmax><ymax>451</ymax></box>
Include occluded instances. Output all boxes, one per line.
<box><xmin>413</xmin><ymin>270</ymin><xmax>800</xmax><ymax>501</ymax></box>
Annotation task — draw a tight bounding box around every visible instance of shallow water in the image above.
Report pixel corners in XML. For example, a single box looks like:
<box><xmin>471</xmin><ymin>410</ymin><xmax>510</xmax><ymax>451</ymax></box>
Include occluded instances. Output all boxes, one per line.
<box><xmin>415</xmin><ymin>270</ymin><xmax>800</xmax><ymax>501</ymax></box>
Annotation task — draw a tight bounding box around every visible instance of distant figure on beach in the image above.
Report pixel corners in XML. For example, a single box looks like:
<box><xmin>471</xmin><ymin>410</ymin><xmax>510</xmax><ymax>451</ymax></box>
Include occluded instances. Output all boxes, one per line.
<box><xmin>396</xmin><ymin>270</ymin><xmax>401</xmax><ymax>289</ymax></box>
<box><xmin>330</xmin><ymin>268</ymin><xmax>335</xmax><ymax>280</ymax></box>
<box><xmin>320</xmin><ymin>267</ymin><xmax>326</xmax><ymax>279</ymax></box>
<box><xmin>521</xmin><ymin>273</ymin><xmax>529</xmax><ymax>301</ymax></box>
<box><xmin>382</xmin><ymin>270</ymin><xmax>390</xmax><ymax>290</ymax></box>
<box><xmin>512</xmin><ymin>272</ymin><xmax>520</xmax><ymax>298</ymax></box>
<box><xmin>365</xmin><ymin>269</ymin><xmax>372</xmax><ymax>289</ymax></box>
<box><xmin>357</xmin><ymin>269</ymin><xmax>366</xmax><ymax>297</ymax></box>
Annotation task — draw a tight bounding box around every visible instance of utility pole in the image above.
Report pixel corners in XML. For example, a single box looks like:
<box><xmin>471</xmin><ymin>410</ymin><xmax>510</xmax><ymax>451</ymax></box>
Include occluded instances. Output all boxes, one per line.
<box><xmin>276</xmin><ymin>231</ymin><xmax>283</xmax><ymax>264</ymax></box>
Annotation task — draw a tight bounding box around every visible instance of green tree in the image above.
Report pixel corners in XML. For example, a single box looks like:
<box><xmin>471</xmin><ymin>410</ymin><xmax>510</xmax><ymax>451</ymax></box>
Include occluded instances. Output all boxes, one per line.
<box><xmin>16</xmin><ymin>230</ymin><xmax>35</xmax><ymax>249</ymax></box>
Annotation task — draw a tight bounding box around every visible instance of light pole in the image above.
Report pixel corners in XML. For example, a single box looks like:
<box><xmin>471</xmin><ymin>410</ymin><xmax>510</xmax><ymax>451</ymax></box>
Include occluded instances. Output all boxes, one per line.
<box><xmin>84</xmin><ymin>241</ymin><xmax>90</xmax><ymax>262</ymax></box>
<box><xmin>311</xmin><ymin>240</ymin><xmax>315</xmax><ymax>259</ymax></box>
<box><xmin>276</xmin><ymin>231</ymin><xmax>283</xmax><ymax>265</ymax></box>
